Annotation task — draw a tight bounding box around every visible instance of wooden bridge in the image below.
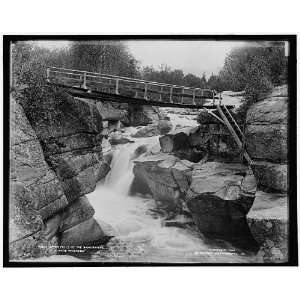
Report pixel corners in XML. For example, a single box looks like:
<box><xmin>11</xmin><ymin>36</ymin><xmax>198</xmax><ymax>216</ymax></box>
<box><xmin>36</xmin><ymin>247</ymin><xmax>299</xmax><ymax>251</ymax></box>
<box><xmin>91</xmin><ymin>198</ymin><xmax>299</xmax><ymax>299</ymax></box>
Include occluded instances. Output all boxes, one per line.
<box><xmin>46</xmin><ymin>67</ymin><xmax>233</xmax><ymax>109</ymax></box>
<box><xmin>46</xmin><ymin>67</ymin><xmax>251</xmax><ymax>165</ymax></box>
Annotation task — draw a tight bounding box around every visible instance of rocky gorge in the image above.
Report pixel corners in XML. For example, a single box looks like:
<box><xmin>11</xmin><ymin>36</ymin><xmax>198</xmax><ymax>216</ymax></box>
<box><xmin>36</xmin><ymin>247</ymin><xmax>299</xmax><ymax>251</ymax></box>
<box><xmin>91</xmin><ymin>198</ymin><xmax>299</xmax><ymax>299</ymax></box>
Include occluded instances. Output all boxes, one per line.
<box><xmin>9</xmin><ymin>85</ymin><xmax>289</xmax><ymax>263</ymax></box>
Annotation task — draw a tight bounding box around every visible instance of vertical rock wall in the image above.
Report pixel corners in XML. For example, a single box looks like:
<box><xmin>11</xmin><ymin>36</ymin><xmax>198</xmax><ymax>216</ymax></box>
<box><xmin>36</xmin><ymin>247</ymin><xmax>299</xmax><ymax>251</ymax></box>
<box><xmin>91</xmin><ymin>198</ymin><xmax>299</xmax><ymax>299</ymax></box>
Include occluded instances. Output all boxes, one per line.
<box><xmin>245</xmin><ymin>85</ymin><xmax>289</xmax><ymax>262</ymax></box>
<box><xmin>9</xmin><ymin>89</ymin><xmax>111</xmax><ymax>260</ymax></box>
<box><xmin>245</xmin><ymin>85</ymin><xmax>288</xmax><ymax>192</ymax></box>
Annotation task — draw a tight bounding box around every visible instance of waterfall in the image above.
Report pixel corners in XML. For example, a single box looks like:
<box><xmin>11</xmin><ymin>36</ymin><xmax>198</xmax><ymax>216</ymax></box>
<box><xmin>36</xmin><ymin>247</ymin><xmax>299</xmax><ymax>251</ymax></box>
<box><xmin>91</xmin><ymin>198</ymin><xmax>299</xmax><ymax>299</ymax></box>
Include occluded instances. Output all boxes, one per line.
<box><xmin>86</xmin><ymin>116</ymin><xmax>252</xmax><ymax>263</ymax></box>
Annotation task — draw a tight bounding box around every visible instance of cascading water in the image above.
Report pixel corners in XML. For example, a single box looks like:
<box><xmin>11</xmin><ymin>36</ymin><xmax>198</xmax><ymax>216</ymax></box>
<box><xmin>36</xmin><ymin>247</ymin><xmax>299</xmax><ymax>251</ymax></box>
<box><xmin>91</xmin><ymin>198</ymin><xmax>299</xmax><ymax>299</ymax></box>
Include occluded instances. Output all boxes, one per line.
<box><xmin>87</xmin><ymin>130</ymin><xmax>252</xmax><ymax>262</ymax></box>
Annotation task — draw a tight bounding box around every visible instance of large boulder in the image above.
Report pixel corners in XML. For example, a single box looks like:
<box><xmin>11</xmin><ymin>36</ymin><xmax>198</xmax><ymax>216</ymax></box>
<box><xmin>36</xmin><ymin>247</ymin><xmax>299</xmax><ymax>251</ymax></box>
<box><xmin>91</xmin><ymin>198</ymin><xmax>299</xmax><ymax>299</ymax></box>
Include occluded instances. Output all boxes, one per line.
<box><xmin>245</xmin><ymin>85</ymin><xmax>288</xmax><ymax>192</ymax></box>
<box><xmin>131</xmin><ymin>119</ymin><xmax>173</xmax><ymax>138</ymax></box>
<box><xmin>245</xmin><ymin>85</ymin><xmax>288</xmax><ymax>163</ymax></box>
<box><xmin>247</xmin><ymin>191</ymin><xmax>288</xmax><ymax>263</ymax></box>
<box><xmin>159</xmin><ymin>123</ymin><xmax>240</xmax><ymax>163</ymax></box>
<box><xmin>186</xmin><ymin>162</ymin><xmax>259</xmax><ymax>252</ymax></box>
<box><xmin>157</xmin><ymin>118</ymin><xmax>173</xmax><ymax>135</ymax></box>
<box><xmin>128</xmin><ymin>104</ymin><xmax>162</xmax><ymax>126</ymax></box>
<box><xmin>132</xmin><ymin>155</ymin><xmax>259</xmax><ymax>252</ymax></box>
<box><xmin>132</xmin><ymin>154</ymin><xmax>193</xmax><ymax>210</ymax></box>
<box><xmin>159</xmin><ymin>131</ymin><xmax>205</xmax><ymax>162</ymax></box>
<box><xmin>131</xmin><ymin>124</ymin><xmax>158</xmax><ymax>138</ymax></box>
<box><xmin>58</xmin><ymin>196</ymin><xmax>111</xmax><ymax>248</ymax></box>
<box><xmin>251</xmin><ymin>161</ymin><xmax>288</xmax><ymax>192</ymax></box>
<box><xmin>96</xmin><ymin>101</ymin><xmax>127</xmax><ymax>122</ymax></box>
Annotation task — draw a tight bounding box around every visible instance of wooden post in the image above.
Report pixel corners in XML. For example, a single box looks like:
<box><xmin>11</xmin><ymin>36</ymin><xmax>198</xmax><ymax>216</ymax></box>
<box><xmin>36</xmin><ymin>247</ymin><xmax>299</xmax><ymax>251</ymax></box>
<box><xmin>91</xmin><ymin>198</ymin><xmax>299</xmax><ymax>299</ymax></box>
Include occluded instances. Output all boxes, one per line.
<box><xmin>212</xmin><ymin>90</ymin><xmax>215</xmax><ymax>106</ymax></box>
<box><xmin>170</xmin><ymin>86</ymin><xmax>173</xmax><ymax>103</ymax></box>
<box><xmin>192</xmin><ymin>89</ymin><xmax>196</xmax><ymax>105</ymax></box>
<box><xmin>144</xmin><ymin>83</ymin><xmax>148</xmax><ymax>99</ymax></box>
<box><xmin>240</xmin><ymin>126</ymin><xmax>246</xmax><ymax>163</ymax></box>
<box><xmin>115</xmin><ymin>79</ymin><xmax>119</xmax><ymax>94</ymax></box>
<box><xmin>46</xmin><ymin>68</ymin><xmax>50</xmax><ymax>82</ymax></box>
<box><xmin>181</xmin><ymin>87</ymin><xmax>184</xmax><ymax>103</ymax></box>
<box><xmin>219</xmin><ymin>92</ymin><xmax>222</xmax><ymax>105</ymax></box>
<box><xmin>83</xmin><ymin>72</ymin><xmax>87</xmax><ymax>89</ymax></box>
<box><xmin>134</xmin><ymin>84</ymin><xmax>138</xmax><ymax>98</ymax></box>
<box><xmin>159</xmin><ymin>86</ymin><xmax>163</xmax><ymax>101</ymax></box>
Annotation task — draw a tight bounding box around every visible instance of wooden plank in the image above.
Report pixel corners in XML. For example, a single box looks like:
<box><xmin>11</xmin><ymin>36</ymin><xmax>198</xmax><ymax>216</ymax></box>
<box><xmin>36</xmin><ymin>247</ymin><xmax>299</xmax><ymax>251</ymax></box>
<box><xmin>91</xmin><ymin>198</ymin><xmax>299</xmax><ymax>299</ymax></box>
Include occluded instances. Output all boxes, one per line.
<box><xmin>204</xmin><ymin>108</ymin><xmax>226</xmax><ymax>125</ymax></box>
<box><xmin>50</xmin><ymin>84</ymin><xmax>234</xmax><ymax>109</ymax></box>
<box><xmin>217</xmin><ymin>105</ymin><xmax>252</xmax><ymax>165</ymax></box>
<box><xmin>222</xmin><ymin>105</ymin><xmax>245</xmax><ymax>139</ymax></box>
<box><xmin>49</xmin><ymin>66</ymin><xmax>215</xmax><ymax>93</ymax></box>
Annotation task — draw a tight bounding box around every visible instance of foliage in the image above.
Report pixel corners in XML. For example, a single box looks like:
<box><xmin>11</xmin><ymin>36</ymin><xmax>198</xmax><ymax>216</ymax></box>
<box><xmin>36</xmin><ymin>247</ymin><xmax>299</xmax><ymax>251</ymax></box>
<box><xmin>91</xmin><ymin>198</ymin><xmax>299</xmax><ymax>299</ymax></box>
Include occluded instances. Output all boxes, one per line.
<box><xmin>142</xmin><ymin>65</ymin><xmax>209</xmax><ymax>88</ymax></box>
<box><xmin>216</xmin><ymin>43</ymin><xmax>287</xmax><ymax>104</ymax></box>
<box><xmin>11</xmin><ymin>42</ymin><xmax>72</xmax><ymax>123</ymax></box>
<box><xmin>69</xmin><ymin>41</ymin><xmax>139</xmax><ymax>77</ymax></box>
<box><xmin>11</xmin><ymin>41</ymin><xmax>140</xmax><ymax>122</ymax></box>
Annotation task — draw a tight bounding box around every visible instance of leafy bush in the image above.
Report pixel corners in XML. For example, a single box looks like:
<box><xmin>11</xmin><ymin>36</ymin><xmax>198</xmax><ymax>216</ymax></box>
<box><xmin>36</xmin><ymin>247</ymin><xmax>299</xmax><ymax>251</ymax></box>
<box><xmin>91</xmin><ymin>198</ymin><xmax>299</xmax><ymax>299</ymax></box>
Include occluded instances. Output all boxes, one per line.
<box><xmin>11</xmin><ymin>41</ymin><xmax>141</xmax><ymax>122</ymax></box>
<box><xmin>142</xmin><ymin>65</ymin><xmax>209</xmax><ymax>88</ymax></box>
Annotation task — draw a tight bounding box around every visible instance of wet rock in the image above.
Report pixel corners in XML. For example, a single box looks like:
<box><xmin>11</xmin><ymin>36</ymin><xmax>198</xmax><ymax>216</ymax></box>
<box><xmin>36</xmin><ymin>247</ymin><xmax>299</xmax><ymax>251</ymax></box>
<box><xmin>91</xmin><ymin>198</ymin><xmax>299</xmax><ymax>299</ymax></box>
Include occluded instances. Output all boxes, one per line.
<box><xmin>162</xmin><ymin>215</ymin><xmax>194</xmax><ymax>228</ymax></box>
<box><xmin>247</xmin><ymin>191</ymin><xmax>288</xmax><ymax>262</ymax></box>
<box><xmin>131</xmin><ymin>124</ymin><xmax>158</xmax><ymax>138</ymax></box>
<box><xmin>251</xmin><ymin>161</ymin><xmax>288</xmax><ymax>192</ymax></box>
<box><xmin>160</xmin><ymin>135</ymin><xmax>174</xmax><ymax>153</ymax></box>
<box><xmin>131</xmin><ymin>119</ymin><xmax>173</xmax><ymax>138</ymax></box>
<box><xmin>96</xmin><ymin>101</ymin><xmax>127</xmax><ymax>121</ymax></box>
<box><xmin>160</xmin><ymin>121</ymin><xmax>240</xmax><ymax>163</ymax></box>
<box><xmin>133</xmin><ymin>155</ymin><xmax>259</xmax><ymax>252</ymax></box>
<box><xmin>131</xmin><ymin>145</ymin><xmax>148</xmax><ymax>160</ymax></box>
<box><xmin>59</xmin><ymin>217</ymin><xmax>108</xmax><ymax>247</ymax></box>
<box><xmin>149</xmin><ymin>143</ymin><xmax>161</xmax><ymax>155</ymax></box>
<box><xmin>133</xmin><ymin>154</ymin><xmax>192</xmax><ymax>209</ymax></box>
<box><xmin>109</xmin><ymin>136</ymin><xmax>134</xmax><ymax>145</ymax></box>
<box><xmin>59</xmin><ymin>196</ymin><xmax>95</xmax><ymax>233</ymax></box>
<box><xmin>159</xmin><ymin>131</ymin><xmax>206</xmax><ymax>163</ymax></box>
<box><xmin>157</xmin><ymin>118</ymin><xmax>173</xmax><ymax>135</ymax></box>
<box><xmin>186</xmin><ymin>162</ymin><xmax>258</xmax><ymax>252</ymax></box>
<box><xmin>128</xmin><ymin>104</ymin><xmax>162</xmax><ymax>126</ymax></box>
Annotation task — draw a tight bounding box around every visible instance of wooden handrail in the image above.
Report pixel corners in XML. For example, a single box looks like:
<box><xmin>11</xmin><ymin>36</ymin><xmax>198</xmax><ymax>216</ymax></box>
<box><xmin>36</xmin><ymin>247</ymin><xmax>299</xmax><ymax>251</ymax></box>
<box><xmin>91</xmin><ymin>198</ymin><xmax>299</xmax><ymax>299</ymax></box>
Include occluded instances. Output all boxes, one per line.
<box><xmin>48</xmin><ymin>66</ymin><xmax>215</xmax><ymax>92</ymax></box>
<box><xmin>47</xmin><ymin>67</ymin><xmax>218</xmax><ymax>107</ymax></box>
<box><xmin>217</xmin><ymin>105</ymin><xmax>252</xmax><ymax>165</ymax></box>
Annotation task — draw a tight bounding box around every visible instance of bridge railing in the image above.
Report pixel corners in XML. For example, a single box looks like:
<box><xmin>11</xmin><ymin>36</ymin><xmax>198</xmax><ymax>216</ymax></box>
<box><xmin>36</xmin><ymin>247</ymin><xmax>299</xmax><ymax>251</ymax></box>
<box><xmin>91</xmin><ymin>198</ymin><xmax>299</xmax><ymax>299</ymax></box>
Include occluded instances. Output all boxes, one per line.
<box><xmin>47</xmin><ymin>67</ymin><xmax>220</xmax><ymax>106</ymax></box>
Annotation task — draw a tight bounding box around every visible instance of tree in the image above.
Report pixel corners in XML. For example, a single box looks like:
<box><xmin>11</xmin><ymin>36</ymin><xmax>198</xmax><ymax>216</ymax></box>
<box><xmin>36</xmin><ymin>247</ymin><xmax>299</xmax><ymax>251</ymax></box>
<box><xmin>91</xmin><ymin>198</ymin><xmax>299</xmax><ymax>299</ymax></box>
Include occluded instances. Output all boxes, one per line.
<box><xmin>69</xmin><ymin>41</ymin><xmax>139</xmax><ymax>77</ymax></box>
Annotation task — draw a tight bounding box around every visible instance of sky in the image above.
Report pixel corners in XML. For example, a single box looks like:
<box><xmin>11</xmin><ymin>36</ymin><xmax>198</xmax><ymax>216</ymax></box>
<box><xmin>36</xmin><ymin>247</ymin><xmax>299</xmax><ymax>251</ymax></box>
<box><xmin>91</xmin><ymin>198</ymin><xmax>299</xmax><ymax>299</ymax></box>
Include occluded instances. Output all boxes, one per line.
<box><xmin>126</xmin><ymin>40</ymin><xmax>245</xmax><ymax>77</ymax></box>
<box><xmin>36</xmin><ymin>40</ymin><xmax>245</xmax><ymax>77</ymax></box>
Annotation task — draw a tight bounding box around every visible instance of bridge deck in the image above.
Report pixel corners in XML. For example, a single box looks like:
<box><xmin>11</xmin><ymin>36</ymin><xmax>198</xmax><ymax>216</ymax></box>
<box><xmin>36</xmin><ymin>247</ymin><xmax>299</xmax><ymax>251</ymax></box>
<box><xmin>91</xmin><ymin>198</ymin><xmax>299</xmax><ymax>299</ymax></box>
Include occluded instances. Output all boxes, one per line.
<box><xmin>47</xmin><ymin>67</ymin><xmax>232</xmax><ymax>109</ymax></box>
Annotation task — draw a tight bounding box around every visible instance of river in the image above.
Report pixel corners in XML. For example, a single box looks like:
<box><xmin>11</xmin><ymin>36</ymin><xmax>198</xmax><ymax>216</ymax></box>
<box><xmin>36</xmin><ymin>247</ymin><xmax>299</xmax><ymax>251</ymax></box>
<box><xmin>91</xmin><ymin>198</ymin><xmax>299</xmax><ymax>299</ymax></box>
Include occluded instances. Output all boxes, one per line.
<box><xmin>85</xmin><ymin>111</ymin><xmax>253</xmax><ymax>263</ymax></box>
<box><xmin>29</xmin><ymin>110</ymin><xmax>253</xmax><ymax>263</ymax></box>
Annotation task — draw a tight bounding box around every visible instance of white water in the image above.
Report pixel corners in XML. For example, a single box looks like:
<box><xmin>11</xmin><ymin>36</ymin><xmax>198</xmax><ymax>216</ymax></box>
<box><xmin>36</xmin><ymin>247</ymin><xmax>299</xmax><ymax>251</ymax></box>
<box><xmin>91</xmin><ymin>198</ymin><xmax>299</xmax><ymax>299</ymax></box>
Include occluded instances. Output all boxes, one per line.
<box><xmin>86</xmin><ymin>115</ymin><xmax>252</xmax><ymax>263</ymax></box>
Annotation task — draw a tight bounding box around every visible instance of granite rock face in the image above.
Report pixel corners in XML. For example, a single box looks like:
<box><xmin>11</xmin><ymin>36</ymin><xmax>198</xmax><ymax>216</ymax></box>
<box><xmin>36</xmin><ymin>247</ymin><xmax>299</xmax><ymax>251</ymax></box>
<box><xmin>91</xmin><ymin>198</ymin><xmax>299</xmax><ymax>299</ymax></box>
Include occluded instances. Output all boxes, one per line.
<box><xmin>9</xmin><ymin>97</ymin><xmax>68</xmax><ymax>259</ymax></box>
<box><xmin>247</xmin><ymin>191</ymin><xmax>288</xmax><ymax>263</ymax></box>
<box><xmin>131</xmin><ymin>119</ymin><xmax>173</xmax><ymax>138</ymax></box>
<box><xmin>22</xmin><ymin>91</ymin><xmax>107</xmax><ymax>205</ymax></box>
<box><xmin>128</xmin><ymin>104</ymin><xmax>162</xmax><ymax>126</ymax></box>
<box><xmin>186</xmin><ymin>162</ymin><xmax>259</xmax><ymax>251</ymax></box>
<box><xmin>251</xmin><ymin>162</ymin><xmax>288</xmax><ymax>192</ymax></box>
<box><xmin>96</xmin><ymin>101</ymin><xmax>127</xmax><ymax>122</ymax></box>
<box><xmin>132</xmin><ymin>154</ymin><xmax>190</xmax><ymax>209</ymax></box>
<box><xmin>159</xmin><ymin>122</ymin><xmax>240</xmax><ymax>163</ymax></box>
<box><xmin>245</xmin><ymin>85</ymin><xmax>288</xmax><ymax>192</ymax></box>
<box><xmin>10</xmin><ymin>91</ymin><xmax>112</xmax><ymax>260</ymax></box>
<box><xmin>133</xmin><ymin>154</ymin><xmax>258</xmax><ymax>251</ymax></box>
